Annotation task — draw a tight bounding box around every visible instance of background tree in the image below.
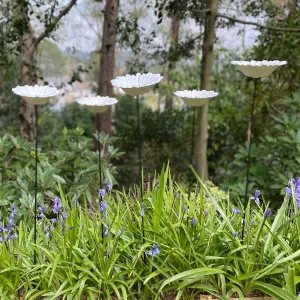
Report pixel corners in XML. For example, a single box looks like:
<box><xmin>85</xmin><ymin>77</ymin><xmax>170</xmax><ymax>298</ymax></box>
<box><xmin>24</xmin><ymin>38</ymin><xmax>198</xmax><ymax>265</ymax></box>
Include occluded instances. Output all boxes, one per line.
<box><xmin>3</xmin><ymin>0</ymin><xmax>77</xmax><ymax>141</ymax></box>
<box><xmin>97</xmin><ymin>0</ymin><xmax>119</xmax><ymax>134</ymax></box>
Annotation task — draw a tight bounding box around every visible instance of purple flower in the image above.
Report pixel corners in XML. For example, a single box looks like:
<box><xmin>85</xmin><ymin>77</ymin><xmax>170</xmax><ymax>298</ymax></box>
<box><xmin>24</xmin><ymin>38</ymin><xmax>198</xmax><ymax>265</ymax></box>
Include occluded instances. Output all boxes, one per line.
<box><xmin>286</xmin><ymin>187</ymin><xmax>292</xmax><ymax>197</ymax></box>
<box><xmin>0</xmin><ymin>236</ymin><xmax>3</xmax><ymax>243</ymax></box>
<box><xmin>73</xmin><ymin>191</ymin><xmax>79</xmax><ymax>206</ymax></box>
<box><xmin>62</xmin><ymin>211</ymin><xmax>68</xmax><ymax>219</ymax></box>
<box><xmin>38</xmin><ymin>213</ymin><xmax>45</xmax><ymax>219</ymax></box>
<box><xmin>147</xmin><ymin>244</ymin><xmax>160</xmax><ymax>257</ymax></box>
<box><xmin>88</xmin><ymin>209</ymin><xmax>93</xmax><ymax>215</ymax></box>
<box><xmin>106</xmin><ymin>249</ymin><xmax>110</xmax><ymax>257</ymax></box>
<box><xmin>191</xmin><ymin>217</ymin><xmax>196</xmax><ymax>226</ymax></box>
<box><xmin>51</xmin><ymin>218</ymin><xmax>57</xmax><ymax>223</ymax></box>
<box><xmin>38</xmin><ymin>205</ymin><xmax>45</xmax><ymax>212</ymax></box>
<box><xmin>204</xmin><ymin>210</ymin><xmax>208</xmax><ymax>217</ymax></box>
<box><xmin>233</xmin><ymin>231</ymin><xmax>239</xmax><ymax>237</ymax></box>
<box><xmin>0</xmin><ymin>225</ymin><xmax>6</xmax><ymax>233</ymax></box>
<box><xmin>104</xmin><ymin>178</ymin><xmax>113</xmax><ymax>190</ymax></box>
<box><xmin>99</xmin><ymin>189</ymin><xmax>106</xmax><ymax>198</ymax></box>
<box><xmin>292</xmin><ymin>211</ymin><xmax>296</xmax><ymax>217</ymax></box>
<box><xmin>141</xmin><ymin>202</ymin><xmax>145</xmax><ymax>217</ymax></box>
<box><xmin>285</xmin><ymin>178</ymin><xmax>300</xmax><ymax>207</ymax></box>
<box><xmin>104</xmin><ymin>225</ymin><xmax>110</xmax><ymax>236</ymax></box>
<box><xmin>118</xmin><ymin>228</ymin><xmax>125</xmax><ymax>237</ymax></box>
<box><xmin>232</xmin><ymin>208</ymin><xmax>240</xmax><ymax>215</ymax></box>
<box><xmin>251</xmin><ymin>220</ymin><xmax>255</xmax><ymax>228</ymax></box>
<box><xmin>100</xmin><ymin>200</ymin><xmax>108</xmax><ymax>213</ymax></box>
<box><xmin>53</xmin><ymin>197</ymin><xmax>62</xmax><ymax>214</ymax></box>
<box><xmin>264</xmin><ymin>208</ymin><xmax>272</xmax><ymax>219</ymax></box>
<box><xmin>250</xmin><ymin>190</ymin><xmax>261</xmax><ymax>206</ymax></box>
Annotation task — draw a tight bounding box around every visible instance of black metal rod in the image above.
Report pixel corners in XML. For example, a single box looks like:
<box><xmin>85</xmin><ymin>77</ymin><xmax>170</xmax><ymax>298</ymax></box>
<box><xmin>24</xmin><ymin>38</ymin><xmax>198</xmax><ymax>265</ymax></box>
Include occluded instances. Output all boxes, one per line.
<box><xmin>242</xmin><ymin>78</ymin><xmax>258</xmax><ymax>240</ymax></box>
<box><xmin>97</xmin><ymin>114</ymin><xmax>104</xmax><ymax>240</ymax></box>
<box><xmin>34</xmin><ymin>105</ymin><xmax>38</xmax><ymax>264</ymax></box>
<box><xmin>188</xmin><ymin>108</ymin><xmax>196</xmax><ymax>198</ymax></box>
<box><xmin>136</xmin><ymin>95</ymin><xmax>145</xmax><ymax>262</ymax></box>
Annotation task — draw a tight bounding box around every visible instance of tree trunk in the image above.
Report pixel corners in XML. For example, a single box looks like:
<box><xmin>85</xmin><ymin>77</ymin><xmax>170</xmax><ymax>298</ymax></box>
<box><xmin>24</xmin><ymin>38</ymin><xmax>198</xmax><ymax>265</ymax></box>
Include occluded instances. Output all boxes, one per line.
<box><xmin>194</xmin><ymin>0</ymin><xmax>219</xmax><ymax>180</ymax></box>
<box><xmin>96</xmin><ymin>0</ymin><xmax>118</xmax><ymax>134</ymax></box>
<box><xmin>20</xmin><ymin>24</ymin><xmax>37</xmax><ymax>141</ymax></box>
<box><xmin>165</xmin><ymin>17</ymin><xmax>180</xmax><ymax>109</ymax></box>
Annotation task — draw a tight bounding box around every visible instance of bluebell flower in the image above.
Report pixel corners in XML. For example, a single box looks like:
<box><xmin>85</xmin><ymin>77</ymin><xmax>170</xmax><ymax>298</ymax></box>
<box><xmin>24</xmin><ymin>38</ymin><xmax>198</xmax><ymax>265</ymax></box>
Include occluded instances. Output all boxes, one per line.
<box><xmin>251</xmin><ymin>220</ymin><xmax>255</xmax><ymax>228</ymax></box>
<box><xmin>204</xmin><ymin>210</ymin><xmax>208</xmax><ymax>217</ymax></box>
<box><xmin>88</xmin><ymin>208</ymin><xmax>93</xmax><ymax>215</ymax></box>
<box><xmin>250</xmin><ymin>190</ymin><xmax>261</xmax><ymax>206</ymax></box>
<box><xmin>102</xmin><ymin>212</ymin><xmax>107</xmax><ymax>221</ymax></box>
<box><xmin>53</xmin><ymin>197</ymin><xmax>62</xmax><ymax>214</ymax></box>
<box><xmin>191</xmin><ymin>217</ymin><xmax>196</xmax><ymax>226</ymax></box>
<box><xmin>233</xmin><ymin>231</ymin><xmax>239</xmax><ymax>237</ymax></box>
<box><xmin>100</xmin><ymin>200</ymin><xmax>108</xmax><ymax>213</ymax></box>
<box><xmin>118</xmin><ymin>228</ymin><xmax>125</xmax><ymax>237</ymax></box>
<box><xmin>264</xmin><ymin>208</ymin><xmax>272</xmax><ymax>219</ymax></box>
<box><xmin>62</xmin><ymin>211</ymin><xmax>68</xmax><ymax>219</ymax></box>
<box><xmin>106</xmin><ymin>249</ymin><xmax>110</xmax><ymax>257</ymax></box>
<box><xmin>232</xmin><ymin>207</ymin><xmax>240</xmax><ymax>215</ymax></box>
<box><xmin>141</xmin><ymin>202</ymin><xmax>145</xmax><ymax>217</ymax></box>
<box><xmin>38</xmin><ymin>205</ymin><xmax>45</xmax><ymax>212</ymax></box>
<box><xmin>285</xmin><ymin>178</ymin><xmax>300</xmax><ymax>207</ymax></box>
<box><xmin>104</xmin><ymin>223</ymin><xmax>110</xmax><ymax>236</ymax></box>
<box><xmin>38</xmin><ymin>213</ymin><xmax>45</xmax><ymax>219</ymax></box>
<box><xmin>292</xmin><ymin>211</ymin><xmax>296</xmax><ymax>217</ymax></box>
<box><xmin>51</xmin><ymin>218</ymin><xmax>57</xmax><ymax>223</ymax></box>
<box><xmin>104</xmin><ymin>178</ymin><xmax>113</xmax><ymax>190</ymax></box>
<box><xmin>286</xmin><ymin>187</ymin><xmax>292</xmax><ymax>197</ymax></box>
<box><xmin>0</xmin><ymin>236</ymin><xmax>3</xmax><ymax>243</ymax></box>
<box><xmin>99</xmin><ymin>189</ymin><xmax>106</xmax><ymax>198</ymax></box>
<box><xmin>147</xmin><ymin>244</ymin><xmax>160</xmax><ymax>257</ymax></box>
<box><xmin>0</xmin><ymin>225</ymin><xmax>6</xmax><ymax>233</ymax></box>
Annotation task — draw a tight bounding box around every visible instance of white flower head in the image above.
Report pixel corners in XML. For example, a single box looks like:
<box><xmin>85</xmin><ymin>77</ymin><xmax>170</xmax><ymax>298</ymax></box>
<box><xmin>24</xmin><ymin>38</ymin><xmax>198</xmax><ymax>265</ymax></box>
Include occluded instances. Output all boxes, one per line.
<box><xmin>12</xmin><ymin>85</ymin><xmax>59</xmax><ymax>105</ymax></box>
<box><xmin>174</xmin><ymin>90</ymin><xmax>218</xmax><ymax>107</ymax></box>
<box><xmin>77</xmin><ymin>96</ymin><xmax>118</xmax><ymax>113</ymax></box>
<box><xmin>231</xmin><ymin>60</ymin><xmax>287</xmax><ymax>78</ymax></box>
<box><xmin>111</xmin><ymin>73</ymin><xmax>163</xmax><ymax>96</ymax></box>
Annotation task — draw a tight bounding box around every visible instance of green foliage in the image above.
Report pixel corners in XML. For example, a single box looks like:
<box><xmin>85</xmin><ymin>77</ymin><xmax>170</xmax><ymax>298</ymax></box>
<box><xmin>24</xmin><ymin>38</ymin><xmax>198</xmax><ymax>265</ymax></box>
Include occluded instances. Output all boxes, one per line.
<box><xmin>114</xmin><ymin>94</ymin><xmax>194</xmax><ymax>187</ymax></box>
<box><xmin>0</xmin><ymin>166</ymin><xmax>299</xmax><ymax>299</ymax></box>
<box><xmin>0</xmin><ymin>129</ymin><xmax>123</xmax><ymax>218</ymax></box>
<box><xmin>225</xmin><ymin>94</ymin><xmax>300</xmax><ymax>204</ymax></box>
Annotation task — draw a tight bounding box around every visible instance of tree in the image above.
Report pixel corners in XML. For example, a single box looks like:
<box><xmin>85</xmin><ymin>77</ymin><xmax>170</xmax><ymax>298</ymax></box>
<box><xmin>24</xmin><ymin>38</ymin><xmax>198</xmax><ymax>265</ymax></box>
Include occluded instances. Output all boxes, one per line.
<box><xmin>97</xmin><ymin>0</ymin><xmax>119</xmax><ymax>134</ymax></box>
<box><xmin>194</xmin><ymin>0</ymin><xmax>218</xmax><ymax>180</ymax></box>
<box><xmin>165</xmin><ymin>16</ymin><xmax>180</xmax><ymax>109</ymax></box>
<box><xmin>11</xmin><ymin>0</ymin><xmax>77</xmax><ymax>141</ymax></box>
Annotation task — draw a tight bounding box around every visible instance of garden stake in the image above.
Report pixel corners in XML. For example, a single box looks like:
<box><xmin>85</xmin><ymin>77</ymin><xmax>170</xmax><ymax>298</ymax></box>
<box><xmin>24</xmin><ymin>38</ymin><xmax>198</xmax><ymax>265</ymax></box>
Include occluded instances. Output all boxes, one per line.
<box><xmin>34</xmin><ymin>105</ymin><xmax>38</xmax><ymax>264</ymax></box>
<box><xmin>188</xmin><ymin>107</ymin><xmax>196</xmax><ymax>199</ymax></box>
<box><xmin>136</xmin><ymin>95</ymin><xmax>146</xmax><ymax>263</ymax></box>
<box><xmin>97</xmin><ymin>115</ymin><xmax>104</xmax><ymax>240</ymax></box>
<box><xmin>242</xmin><ymin>78</ymin><xmax>258</xmax><ymax>240</ymax></box>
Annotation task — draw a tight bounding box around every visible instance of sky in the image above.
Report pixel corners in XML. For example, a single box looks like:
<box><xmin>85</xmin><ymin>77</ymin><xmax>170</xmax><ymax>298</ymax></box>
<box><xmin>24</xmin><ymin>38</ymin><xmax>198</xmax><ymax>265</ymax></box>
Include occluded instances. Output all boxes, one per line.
<box><xmin>55</xmin><ymin>0</ymin><xmax>260</xmax><ymax>55</ymax></box>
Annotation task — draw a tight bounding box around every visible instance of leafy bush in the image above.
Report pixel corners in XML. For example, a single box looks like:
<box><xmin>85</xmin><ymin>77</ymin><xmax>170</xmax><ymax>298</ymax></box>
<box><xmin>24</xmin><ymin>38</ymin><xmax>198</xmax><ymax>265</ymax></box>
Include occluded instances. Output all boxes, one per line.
<box><xmin>224</xmin><ymin>94</ymin><xmax>300</xmax><ymax>205</ymax></box>
<box><xmin>0</xmin><ymin>166</ymin><xmax>299</xmax><ymax>299</ymax></box>
<box><xmin>114</xmin><ymin>94</ymin><xmax>194</xmax><ymax>187</ymax></box>
<box><xmin>0</xmin><ymin>129</ymin><xmax>123</xmax><ymax>218</ymax></box>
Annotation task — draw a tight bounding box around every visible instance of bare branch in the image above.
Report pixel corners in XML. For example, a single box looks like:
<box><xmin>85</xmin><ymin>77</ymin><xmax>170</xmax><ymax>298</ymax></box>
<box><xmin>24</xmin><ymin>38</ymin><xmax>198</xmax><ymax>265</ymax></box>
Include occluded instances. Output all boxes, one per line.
<box><xmin>35</xmin><ymin>0</ymin><xmax>77</xmax><ymax>45</ymax></box>
<box><xmin>217</xmin><ymin>13</ymin><xmax>300</xmax><ymax>32</ymax></box>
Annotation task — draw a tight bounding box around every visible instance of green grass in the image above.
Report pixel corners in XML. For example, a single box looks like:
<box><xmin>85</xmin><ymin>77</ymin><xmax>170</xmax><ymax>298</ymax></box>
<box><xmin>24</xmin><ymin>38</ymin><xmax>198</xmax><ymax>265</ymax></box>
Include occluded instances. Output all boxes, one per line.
<box><xmin>0</xmin><ymin>166</ymin><xmax>300</xmax><ymax>299</ymax></box>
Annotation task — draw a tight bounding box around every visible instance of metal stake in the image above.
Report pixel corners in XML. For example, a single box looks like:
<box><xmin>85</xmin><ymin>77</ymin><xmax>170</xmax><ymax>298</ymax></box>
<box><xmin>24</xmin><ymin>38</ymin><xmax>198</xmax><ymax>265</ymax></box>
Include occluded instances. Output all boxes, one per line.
<box><xmin>242</xmin><ymin>78</ymin><xmax>258</xmax><ymax>240</ymax></box>
<box><xmin>188</xmin><ymin>108</ymin><xmax>196</xmax><ymax>198</ymax></box>
<box><xmin>97</xmin><ymin>114</ymin><xmax>104</xmax><ymax>240</ymax></box>
<box><xmin>136</xmin><ymin>95</ymin><xmax>145</xmax><ymax>262</ymax></box>
<box><xmin>34</xmin><ymin>105</ymin><xmax>38</xmax><ymax>264</ymax></box>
